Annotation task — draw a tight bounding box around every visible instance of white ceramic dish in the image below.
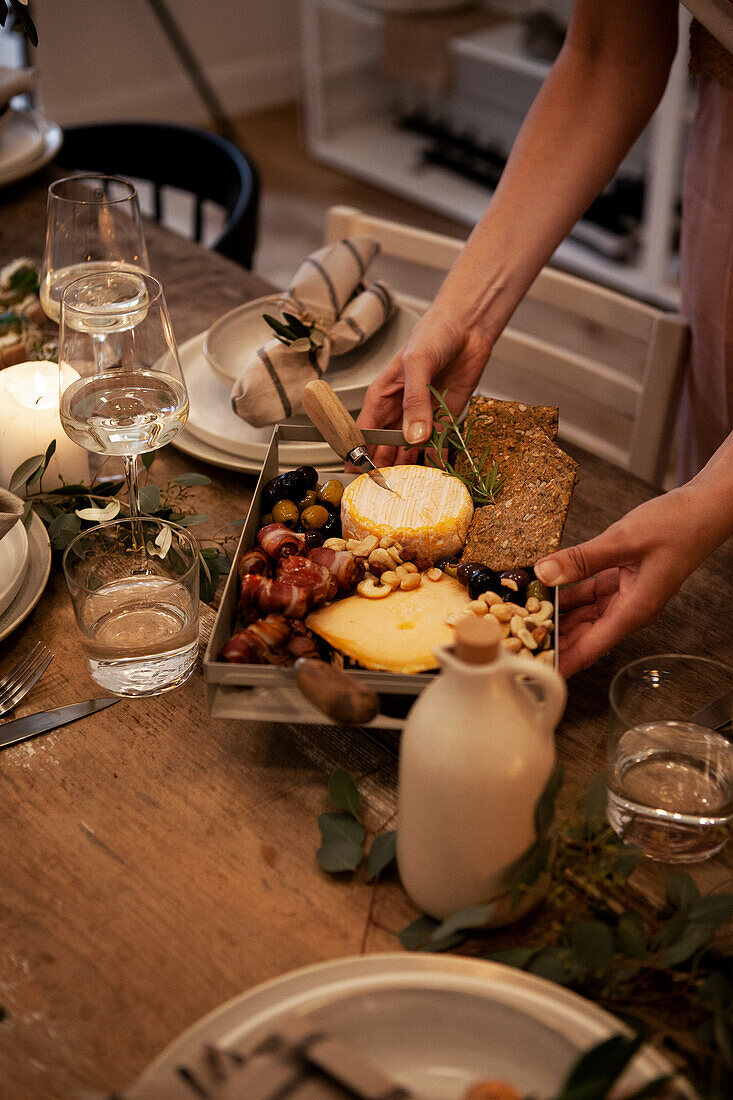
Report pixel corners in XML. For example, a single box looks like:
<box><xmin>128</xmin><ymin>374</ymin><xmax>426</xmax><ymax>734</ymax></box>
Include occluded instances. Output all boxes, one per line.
<box><xmin>180</xmin><ymin>331</ymin><xmax>352</xmax><ymax>467</ymax></box>
<box><xmin>203</xmin><ymin>294</ymin><xmax>420</xmax><ymax>394</ymax></box>
<box><xmin>132</xmin><ymin>954</ymin><xmax>689</xmax><ymax>1100</ymax></box>
<box><xmin>0</xmin><ymin>513</ymin><xmax>51</xmax><ymax>642</ymax></box>
<box><xmin>0</xmin><ymin>519</ymin><xmax>29</xmax><ymax>618</ymax></box>
<box><xmin>172</xmin><ymin>423</ymin><xmax>344</xmax><ymax>477</ymax></box>
<box><xmin>0</xmin><ymin>109</ymin><xmax>62</xmax><ymax>187</ymax></box>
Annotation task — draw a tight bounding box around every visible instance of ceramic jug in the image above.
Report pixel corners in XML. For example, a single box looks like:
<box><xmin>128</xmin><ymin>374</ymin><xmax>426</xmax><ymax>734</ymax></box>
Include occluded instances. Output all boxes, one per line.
<box><xmin>397</xmin><ymin>615</ymin><xmax>566</xmax><ymax>921</ymax></box>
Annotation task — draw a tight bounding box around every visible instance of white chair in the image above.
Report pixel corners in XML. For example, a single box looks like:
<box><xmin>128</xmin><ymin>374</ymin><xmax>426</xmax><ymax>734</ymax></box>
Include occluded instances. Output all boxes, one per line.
<box><xmin>325</xmin><ymin>205</ymin><xmax>689</xmax><ymax>489</ymax></box>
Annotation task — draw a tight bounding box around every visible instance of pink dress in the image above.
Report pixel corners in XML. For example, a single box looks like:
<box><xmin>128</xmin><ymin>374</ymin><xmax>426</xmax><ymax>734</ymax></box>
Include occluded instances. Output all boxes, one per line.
<box><xmin>676</xmin><ymin>70</ymin><xmax>733</xmax><ymax>483</ymax></box>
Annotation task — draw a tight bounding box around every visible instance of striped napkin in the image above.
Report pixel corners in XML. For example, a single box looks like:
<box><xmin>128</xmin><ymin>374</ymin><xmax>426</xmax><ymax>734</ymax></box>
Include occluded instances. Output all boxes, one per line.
<box><xmin>231</xmin><ymin>238</ymin><xmax>394</xmax><ymax>427</ymax></box>
<box><xmin>0</xmin><ymin>489</ymin><xmax>23</xmax><ymax>541</ymax></box>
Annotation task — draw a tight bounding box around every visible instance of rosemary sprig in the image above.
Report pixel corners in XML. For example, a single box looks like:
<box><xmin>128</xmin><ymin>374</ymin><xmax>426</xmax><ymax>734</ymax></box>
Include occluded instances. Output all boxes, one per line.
<box><xmin>425</xmin><ymin>385</ymin><xmax>503</xmax><ymax>506</ymax></box>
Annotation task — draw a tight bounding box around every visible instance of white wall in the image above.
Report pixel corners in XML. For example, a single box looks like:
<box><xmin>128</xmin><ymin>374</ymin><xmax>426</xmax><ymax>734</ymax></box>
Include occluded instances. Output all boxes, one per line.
<box><xmin>26</xmin><ymin>0</ymin><xmax>302</xmax><ymax>126</ymax></box>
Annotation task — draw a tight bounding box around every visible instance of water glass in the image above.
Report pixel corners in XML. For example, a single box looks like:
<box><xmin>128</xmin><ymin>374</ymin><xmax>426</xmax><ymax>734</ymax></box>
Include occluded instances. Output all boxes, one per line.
<box><xmin>63</xmin><ymin>518</ymin><xmax>199</xmax><ymax>697</ymax></box>
<box><xmin>607</xmin><ymin>654</ymin><xmax>733</xmax><ymax>863</ymax></box>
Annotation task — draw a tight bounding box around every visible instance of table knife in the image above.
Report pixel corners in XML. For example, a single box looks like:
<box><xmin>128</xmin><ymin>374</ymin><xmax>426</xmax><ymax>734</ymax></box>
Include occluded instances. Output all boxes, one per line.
<box><xmin>301</xmin><ymin>379</ymin><xmax>398</xmax><ymax>494</ymax></box>
<box><xmin>687</xmin><ymin>689</ymin><xmax>733</xmax><ymax>734</ymax></box>
<box><xmin>0</xmin><ymin>697</ymin><xmax>120</xmax><ymax>750</ymax></box>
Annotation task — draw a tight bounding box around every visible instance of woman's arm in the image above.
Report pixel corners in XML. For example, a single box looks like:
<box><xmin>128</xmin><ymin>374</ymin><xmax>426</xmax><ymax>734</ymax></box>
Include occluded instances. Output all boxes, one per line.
<box><xmin>358</xmin><ymin>0</ymin><xmax>679</xmax><ymax>461</ymax></box>
<box><xmin>536</xmin><ymin>434</ymin><xmax>733</xmax><ymax>677</ymax></box>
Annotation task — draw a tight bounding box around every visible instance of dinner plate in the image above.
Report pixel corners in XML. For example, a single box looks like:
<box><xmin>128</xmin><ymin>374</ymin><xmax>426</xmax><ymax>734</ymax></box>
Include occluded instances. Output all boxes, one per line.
<box><xmin>0</xmin><ymin>519</ymin><xmax>29</xmax><ymax>618</ymax></box>
<box><xmin>203</xmin><ymin>294</ymin><xmax>420</xmax><ymax>393</ymax></box>
<box><xmin>172</xmin><ymin>424</ymin><xmax>345</xmax><ymax>477</ymax></box>
<box><xmin>179</xmin><ymin>331</ymin><xmax>350</xmax><ymax>468</ymax></box>
<box><xmin>0</xmin><ymin>512</ymin><xmax>51</xmax><ymax>643</ymax></box>
<box><xmin>0</xmin><ymin>109</ymin><xmax>62</xmax><ymax>188</ymax></box>
<box><xmin>133</xmin><ymin>954</ymin><xmax>688</xmax><ymax>1099</ymax></box>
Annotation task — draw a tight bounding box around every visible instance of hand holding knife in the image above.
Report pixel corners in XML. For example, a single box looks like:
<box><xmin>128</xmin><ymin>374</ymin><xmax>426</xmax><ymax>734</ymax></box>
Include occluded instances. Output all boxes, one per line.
<box><xmin>301</xmin><ymin>379</ymin><xmax>400</xmax><ymax>495</ymax></box>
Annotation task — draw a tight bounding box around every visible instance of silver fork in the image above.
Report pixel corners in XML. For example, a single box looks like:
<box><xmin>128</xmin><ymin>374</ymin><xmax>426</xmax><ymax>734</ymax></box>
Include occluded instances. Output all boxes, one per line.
<box><xmin>0</xmin><ymin>643</ymin><xmax>54</xmax><ymax>717</ymax></box>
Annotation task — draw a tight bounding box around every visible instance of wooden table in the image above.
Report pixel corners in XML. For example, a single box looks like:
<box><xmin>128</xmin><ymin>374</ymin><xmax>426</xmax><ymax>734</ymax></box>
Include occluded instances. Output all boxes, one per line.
<box><xmin>1</xmin><ymin>175</ymin><xmax>731</xmax><ymax>1099</ymax></box>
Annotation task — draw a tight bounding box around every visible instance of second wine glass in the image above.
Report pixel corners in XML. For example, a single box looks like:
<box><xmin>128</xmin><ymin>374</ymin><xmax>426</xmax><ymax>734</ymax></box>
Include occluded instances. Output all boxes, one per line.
<box><xmin>58</xmin><ymin>270</ymin><xmax>189</xmax><ymax>516</ymax></box>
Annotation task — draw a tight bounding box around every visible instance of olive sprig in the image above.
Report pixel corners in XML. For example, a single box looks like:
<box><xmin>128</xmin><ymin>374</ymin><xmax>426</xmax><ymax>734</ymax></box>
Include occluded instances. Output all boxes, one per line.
<box><xmin>263</xmin><ymin>309</ymin><xmax>327</xmax><ymax>353</ymax></box>
<box><xmin>425</xmin><ymin>385</ymin><xmax>503</xmax><ymax>507</ymax></box>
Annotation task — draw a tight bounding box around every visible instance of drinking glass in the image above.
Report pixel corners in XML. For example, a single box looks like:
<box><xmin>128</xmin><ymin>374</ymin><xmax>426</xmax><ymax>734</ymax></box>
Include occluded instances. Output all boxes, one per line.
<box><xmin>63</xmin><ymin>518</ymin><xmax>199</xmax><ymax>696</ymax></box>
<box><xmin>607</xmin><ymin>654</ymin><xmax>733</xmax><ymax>863</ymax></box>
<box><xmin>58</xmin><ymin>270</ymin><xmax>189</xmax><ymax>517</ymax></box>
<box><xmin>40</xmin><ymin>175</ymin><xmax>149</xmax><ymax>323</ymax></box>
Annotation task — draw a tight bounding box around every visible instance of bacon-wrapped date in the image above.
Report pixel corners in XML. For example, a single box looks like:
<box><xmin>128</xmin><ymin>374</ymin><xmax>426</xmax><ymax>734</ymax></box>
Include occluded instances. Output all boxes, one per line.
<box><xmin>256</xmin><ymin>523</ymin><xmax>305</xmax><ymax>562</ymax></box>
<box><xmin>308</xmin><ymin>547</ymin><xmax>365</xmax><ymax>593</ymax></box>
<box><xmin>240</xmin><ymin>572</ymin><xmax>311</xmax><ymax>620</ymax></box>
<box><xmin>285</xmin><ymin>620</ymin><xmax>320</xmax><ymax>661</ymax></box>
<box><xmin>220</xmin><ymin>615</ymin><xmax>291</xmax><ymax>664</ymax></box>
<box><xmin>237</xmin><ymin>547</ymin><xmax>272</xmax><ymax>581</ymax></box>
<box><xmin>277</xmin><ymin>555</ymin><xmax>337</xmax><ymax>605</ymax></box>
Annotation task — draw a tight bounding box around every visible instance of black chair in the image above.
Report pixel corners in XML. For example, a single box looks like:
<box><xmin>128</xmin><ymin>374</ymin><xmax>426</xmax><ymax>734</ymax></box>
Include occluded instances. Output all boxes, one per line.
<box><xmin>56</xmin><ymin>121</ymin><xmax>260</xmax><ymax>269</ymax></box>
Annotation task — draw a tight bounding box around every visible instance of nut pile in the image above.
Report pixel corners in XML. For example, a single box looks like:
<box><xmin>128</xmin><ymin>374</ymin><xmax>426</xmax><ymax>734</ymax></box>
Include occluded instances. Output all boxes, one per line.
<box><xmin>323</xmin><ymin>535</ymin><xmax>436</xmax><ymax>598</ymax></box>
<box><xmin>447</xmin><ymin>591</ymin><xmax>555</xmax><ymax>665</ymax></box>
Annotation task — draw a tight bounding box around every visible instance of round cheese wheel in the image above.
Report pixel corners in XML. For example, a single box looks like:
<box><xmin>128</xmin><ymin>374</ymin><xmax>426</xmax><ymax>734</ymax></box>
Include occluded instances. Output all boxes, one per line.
<box><xmin>341</xmin><ymin>465</ymin><xmax>473</xmax><ymax>562</ymax></box>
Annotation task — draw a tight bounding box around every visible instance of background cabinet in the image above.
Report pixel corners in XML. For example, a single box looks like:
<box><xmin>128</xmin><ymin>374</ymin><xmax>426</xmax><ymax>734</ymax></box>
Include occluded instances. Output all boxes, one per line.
<box><xmin>301</xmin><ymin>0</ymin><xmax>693</xmax><ymax>308</ymax></box>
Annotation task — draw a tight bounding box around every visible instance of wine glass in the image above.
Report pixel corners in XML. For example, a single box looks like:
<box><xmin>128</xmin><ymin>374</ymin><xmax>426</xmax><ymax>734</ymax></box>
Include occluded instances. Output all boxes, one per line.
<box><xmin>57</xmin><ymin>270</ymin><xmax>189</xmax><ymax>518</ymax></box>
<box><xmin>40</xmin><ymin>175</ymin><xmax>149</xmax><ymax>324</ymax></box>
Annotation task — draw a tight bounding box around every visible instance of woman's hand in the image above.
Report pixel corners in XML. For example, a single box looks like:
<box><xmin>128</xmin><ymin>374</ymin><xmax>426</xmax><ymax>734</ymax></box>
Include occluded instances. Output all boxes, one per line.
<box><xmin>356</xmin><ymin>308</ymin><xmax>494</xmax><ymax>467</ymax></box>
<box><xmin>535</xmin><ymin>484</ymin><xmax>730</xmax><ymax>678</ymax></box>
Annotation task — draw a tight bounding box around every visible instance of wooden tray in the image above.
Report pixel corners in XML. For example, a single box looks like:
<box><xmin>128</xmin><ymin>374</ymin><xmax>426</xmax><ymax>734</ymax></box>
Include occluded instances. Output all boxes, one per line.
<box><xmin>204</xmin><ymin>424</ymin><xmax>559</xmax><ymax>728</ymax></box>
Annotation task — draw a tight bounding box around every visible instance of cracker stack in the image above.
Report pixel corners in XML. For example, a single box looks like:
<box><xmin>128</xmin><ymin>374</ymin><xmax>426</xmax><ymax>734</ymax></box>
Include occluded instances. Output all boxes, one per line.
<box><xmin>459</xmin><ymin>397</ymin><xmax>578</xmax><ymax>571</ymax></box>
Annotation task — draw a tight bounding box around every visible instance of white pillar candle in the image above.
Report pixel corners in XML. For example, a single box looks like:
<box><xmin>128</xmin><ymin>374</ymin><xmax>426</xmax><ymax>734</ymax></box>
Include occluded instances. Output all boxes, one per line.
<box><xmin>0</xmin><ymin>361</ymin><xmax>90</xmax><ymax>492</ymax></box>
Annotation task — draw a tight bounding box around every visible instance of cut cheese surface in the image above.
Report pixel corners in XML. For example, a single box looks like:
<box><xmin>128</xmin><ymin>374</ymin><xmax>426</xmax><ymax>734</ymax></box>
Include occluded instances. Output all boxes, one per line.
<box><xmin>341</xmin><ymin>466</ymin><xmax>473</xmax><ymax>562</ymax></box>
<box><xmin>306</xmin><ymin>574</ymin><xmax>471</xmax><ymax>674</ymax></box>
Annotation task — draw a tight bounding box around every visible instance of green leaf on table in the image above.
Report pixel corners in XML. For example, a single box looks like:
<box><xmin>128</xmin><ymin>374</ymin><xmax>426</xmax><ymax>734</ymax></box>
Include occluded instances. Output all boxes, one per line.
<box><xmin>427</xmin><ymin>903</ymin><xmax>495</xmax><ymax>952</ymax></box>
<box><xmin>75</xmin><ymin>500</ymin><xmax>121</xmax><ymax>523</ymax></box>
<box><xmin>687</xmin><ymin>894</ymin><xmax>733</xmax><ymax>927</ymax></box>
<box><xmin>137</xmin><ymin>484</ymin><xmax>161</xmax><ymax>514</ymax></box>
<box><xmin>316</xmin><ymin>839</ymin><xmax>364</xmax><ymax>873</ymax></box>
<box><xmin>200</xmin><ymin>546</ymin><xmax>220</xmax><ymax>560</ymax></box>
<box><xmin>656</xmin><ymin>925</ymin><xmax>712</xmax><ymax>967</ymax></box>
<box><xmin>583</xmin><ymin>771</ymin><xmax>608</xmax><ymax>837</ymax></box>
<box><xmin>318</xmin><ymin>811</ymin><xmax>365</xmax><ymax>846</ymax></box>
<box><xmin>609</xmin><ymin>845</ymin><xmax>642</xmax><ymax>881</ymax></box>
<box><xmin>560</xmin><ymin>1033</ymin><xmax>645</xmax><ymax>1097</ymax></box>
<box><xmin>615</xmin><ymin>911</ymin><xmax>648</xmax><ymax>959</ymax></box>
<box><xmin>21</xmin><ymin>498</ymin><xmax>34</xmax><ymax>527</ymax></box>
<box><xmin>699</xmin><ymin>972</ymin><xmax>733</xmax><ymax>1010</ymax></box>
<box><xmin>366</xmin><ymin>830</ymin><xmax>396</xmax><ymax>881</ymax></box>
<box><xmin>141</xmin><ymin>452</ymin><xmax>156</xmax><ymax>472</ymax></box>
<box><xmin>526</xmin><ymin>945</ymin><xmax>581</xmax><ymax>986</ymax></box>
<box><xmin>328</xmin><ymin>768</ymin><xmax>361</xmax><ymax>818</ymax></box>
<box><xmin>0</xmin><ymin>310</ymin><xmax>22</xmax><ymax>334</ymax></box>
<box><xmin>535</xmin><ymin>765</ymin><xmax>563</xmax><ymax>837</ymax></box>
<box><xmin>199</xmin><ymin>553</ymin><xmax>219</xmax><ymax>603</ymax></box>
<box><xmin>48</xmin><ymin>512</ymin><xmax>81</xmax><ymax>549</ymax></box>
<box><xmin>398</xmin><ymin>916</ymin><xmax>440</xmax><ymax>950</ymax></box>
<box><xmin>170</xmin><ymin>472</ymin><xmax>211</xmax><ymax>487</ymax></box>
<box><xmin>566</xmin><ymin>920</ymin><xmax>615</xmax><ymax>972</ymax></box>
<box><xmin>8</xmin><ymin>264</ymin><xmax>39</xmax><ymax>296</ymax></box>
<box><xmin>9</xmin><ymin>453</ymin><xmax>44</xmax><ymax>495</ymax></box>
<box><xmin>176</xmin><ymin>513</ymin><xmax>208</xmax><ymax>527</ymax></box>
<box><xmin>88</xmin><ymin>575</ymin><xmax>104</xmax><ymax>591</ymax></box>
<box><xmin>507</xmin><ymin>835</ymin><xmax>552</xmax><ymax>905</ymax></box>
<box><xmin>483</xmin><ymin>946</ymin><xmax>539</xmax><ymax>970</ymax></box>
<box><xmin>665</xmin><ymin>871</ymin><xmax>701</xmax><ymax>911</ymax></box>
<box><xmin>93</xmin><ymin>479</ymin><xmax>126</xmax><ymax>497</ymax></box>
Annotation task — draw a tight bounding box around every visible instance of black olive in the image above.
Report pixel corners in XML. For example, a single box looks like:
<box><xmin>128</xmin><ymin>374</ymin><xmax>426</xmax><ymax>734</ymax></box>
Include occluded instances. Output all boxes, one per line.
<box><xmin>297</xmin><ymin>465</ymin><xmax>319</xmax><ymax>491</ymax></box>
<box><xmin>457</xmin><ymin>560</ymin><xmax>486</xmax><ymax>585</ymax></box>
<box><xmin>320</xmin><ymin>510</ymin><xmax>342</xmax><ymax>539</ymax></box>
<box><xmin>499</xmin><ymin>569</ymin><xmax>531</xmax><ymax>595</ymax></box>
<box><xmin>468</xmin><ymin>567</ymin><xmax>496</xmax><ymax>600</ymax></box>
<box><xmin>303</xmin><ymin>530</ymin><xmax>323</xmax><ymax>551</ymax></box>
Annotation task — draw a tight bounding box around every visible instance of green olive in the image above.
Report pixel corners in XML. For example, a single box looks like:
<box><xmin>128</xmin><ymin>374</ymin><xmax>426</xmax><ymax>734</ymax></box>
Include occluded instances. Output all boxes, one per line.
<box><xmin>443</xmin><ymin>563</ymin><xmax>459</xmax><ymax>579</ymax></box>
<box><xmin>300</xmin><ymin>504</ymin><xmax>330</xmax><ymax>531</ymax></box>
<box><xmin>317</xmin><ymin>479</ymin><xmax>344</xmax><ymax>507</ymax></box>
<box><xmin>298</xmin><ymin>489</ymin><xmax>318</xmax><ymax>512</ymax></box>
<box><xmin>526</xmin><ymin>578</ymin><xmax>551</xmax><ymax>603</ymax></box>
<box><xmin>272</xmin><ymin>499</ymin><xmax>299</xmax><ymax>527</ymax></box>
<box><xmin>259</xmin><ymin>512</ymin><xmax>273</xmax><ymax>527</ymax></box>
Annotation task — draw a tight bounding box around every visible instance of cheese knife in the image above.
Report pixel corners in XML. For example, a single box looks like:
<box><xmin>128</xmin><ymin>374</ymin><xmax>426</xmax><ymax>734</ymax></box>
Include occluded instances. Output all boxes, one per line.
<box><xmin>301</xmin><ymin>379</ymin><xmax>399</xmax><ymax>494</ymax></box>
<box><xmin>0</xmin><ymin>697</ymin><xmax>120</xmax><ymax>750</ymax></box>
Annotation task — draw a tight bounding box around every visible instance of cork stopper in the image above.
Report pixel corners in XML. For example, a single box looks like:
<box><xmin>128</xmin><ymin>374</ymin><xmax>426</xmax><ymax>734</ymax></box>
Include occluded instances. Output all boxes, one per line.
<box><xmin>454</xmin><ymin>614</ymin><xmax>502</xmax><ymax>664</ymax></box>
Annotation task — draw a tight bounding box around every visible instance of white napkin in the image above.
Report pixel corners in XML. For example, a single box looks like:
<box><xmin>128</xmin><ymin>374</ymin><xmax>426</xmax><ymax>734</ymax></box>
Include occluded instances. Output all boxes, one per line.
<box><xmin>0</xmin><ymin>489</ymin><xmax>24</xmax><ymax>541</ymax></box>
<box><xmin>230</xmin><ymin>238</ymin><xmax>394</xmax><ymax>427</ymax></box>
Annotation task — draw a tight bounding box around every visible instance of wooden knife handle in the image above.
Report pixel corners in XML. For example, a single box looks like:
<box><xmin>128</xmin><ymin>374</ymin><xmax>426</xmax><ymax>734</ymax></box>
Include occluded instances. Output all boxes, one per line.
<box><xmin>302</xmin><ymin>379</ymin><xmax>365</xmax><ymax>460</ymax></box>
<box><xmin>295</xmin><ymin>658</ymin><xmax>380</xmax><ymax>725</ymax></box>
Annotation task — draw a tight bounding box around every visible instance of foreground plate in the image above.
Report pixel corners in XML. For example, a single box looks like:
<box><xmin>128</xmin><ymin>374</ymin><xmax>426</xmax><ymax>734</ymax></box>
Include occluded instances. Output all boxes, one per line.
<box><xmin>133</xmin><ymin>954</ymin><xmax>688</xmax><ymax>1100</ymax></box>
<box><xmin>0</xmin><ymin>519</ymin><xmax>28</xmax><ymax>618</ymax></box>
<box><xmin>172</xmin><ymin>424</ymin><xmax>345</xmax><ymax>476</ymax></box>
<box><xmin>0</xmin><ymin>109</ymin><xmax>62</xmax><ymax>187</ymax></box>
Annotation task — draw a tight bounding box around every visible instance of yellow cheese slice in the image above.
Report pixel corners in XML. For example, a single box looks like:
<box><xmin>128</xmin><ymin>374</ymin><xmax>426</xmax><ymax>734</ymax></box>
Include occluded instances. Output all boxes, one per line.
<box><xmin>306</xmin><ymin>575</ymin><xmax>471</xmax><ymax>674</ymax></box>
<box><xmin>341</xmin><ymin>465</ymin><xmax>473</xmax><ymax>562</ymax></box>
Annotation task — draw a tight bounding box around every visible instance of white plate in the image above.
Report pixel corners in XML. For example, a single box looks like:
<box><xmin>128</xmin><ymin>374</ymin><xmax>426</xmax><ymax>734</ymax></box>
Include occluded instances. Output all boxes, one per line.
<box><xmin>134</xmin><ymin>954</ymin><xmax>688</xmax><ymax>1100</ymax></box>
<box><xmin>0</xmin><ymin>520</ymin><xmax>29</xmax><ymax>618</ymax></box>
<box><xmin>0</xmin><ymin>512</ymin><xmax>51</xmax><ymax>643</ymax></box>
<box><xmin>0</xmin><ymin>109</ymin><xmax>62</xmax><ymax>188</ymax></box>
<box><xmin>203</xmin><ymin>294</ymin><xmax>419</xmax><ymax>394</ymax></box>
<box><xmin>172</xmin><ymin>424</ymin><xmax>345</xmax><ymax>476</ymax></box>
<box><xmin>180</xmin><ymin>331</ymin><xmax>350</xmax><ymax>467</ymax></box>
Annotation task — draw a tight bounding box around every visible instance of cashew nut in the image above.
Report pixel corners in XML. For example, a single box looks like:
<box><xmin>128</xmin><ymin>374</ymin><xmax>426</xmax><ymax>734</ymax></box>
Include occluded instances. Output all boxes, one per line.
<box><xmin>400</xmin><ymin>572</ymin><xmax>421</xmax><ymax>591</ymax></box>
<box><xmin>538</xmin><ymin>600</ymin><xmax>555</xmax><ymax>621</ymax></box>
<box><xmin>381</xmin><ymin>570</ymin><xmax>400</xmax><ymax>588</ymax></box>
<box><xmin>489</xmin><ymin>604</ymin><xmax>514</xmax><ymax>623</ymax></box>
<box><xmin>536</xmin><ymin>649</ymin><xmax>556</xmax><ymax>665</ymax></box>
<box><xmin>367</xmin><ymin>547</ymin><xmax>395</xmax><ymax>575</ymax></box>
<box><xmin>348</xmin><ymin>535</ymin><xmax>379</xmax><ymax>558</ymax></box>
<box><xmin>357</xmin><ymin>577</ymin><xmax>391</xmax><ymax>599</ymax></box>
<box><xmin>501</xmin><ymin>637</ymin><xmax>523</xmax><ymax>654</ymax></box>
<box><xmin>426</xmin><ymin>567</ymin><xmax>443</xmax><ymax>581</ymax></box>
<box><xmin>323</xmin><ymin>538</ymin><xmax>347</xmax><ymax>551</ymax></box>
<box><xmin>379</xmin><ymin>536</ymin><xmax>395</xmax><ymax>549</ymax></box>
<box><xmin>480</xmin><ymin>590</ymin><xmax>503</xmax><ymax>607</ymax></box>
<box><xmin>468</xmin><ymin>599</ymin><xmax>488</xmax><ymax>616</ymax></box>
<box><xmin>525</xmin><ymin>596</ymin><xmax>541</xmax><ymax>614</ymax></box>
<box><xmin>387</xmin><ymin>545</ymin><xmax>403</xmax><ymax>564</ymax></box>
<box><xmin>531</xmin><ymin>625</ymin><xmax>551</xmax><ymax>650</ymax></box>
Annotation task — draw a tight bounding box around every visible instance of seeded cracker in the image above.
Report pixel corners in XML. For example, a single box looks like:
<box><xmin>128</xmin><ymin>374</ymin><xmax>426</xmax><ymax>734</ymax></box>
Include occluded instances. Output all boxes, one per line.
<box><xmin>456</xmin><ymin>397</ymin><xmax>560</xmax><ymax>482</ymax></box>
<box><xmin>465</xmin><ymin>396</ymin><xmax>559</xmax><ymax>439</ymax></box>
<box><xmin>461</xmin><ymin>428</ymin><xmax>578</xmax><ymax>570</ymax></box>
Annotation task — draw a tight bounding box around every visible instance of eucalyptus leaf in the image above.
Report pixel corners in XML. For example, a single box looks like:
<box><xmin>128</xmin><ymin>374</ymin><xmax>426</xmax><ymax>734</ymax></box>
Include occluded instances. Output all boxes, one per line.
<box><xmin>318</xmin><ymin>812</ymin><xmax>365</xmax><ymax>848</ymax></box>
<box><xmin>665</xmin><ymin>871</ymin><xmax>701</xmax><ymax>911</ymax></box>
<box><xmin>9</xmin><ymin>453</ymin><xmax>44</xmax><ymax>495</ymax></box>
<box><xmin>615</xmin><ymin>911</ymin><xmax>648</xmax><ymax>959</ymax></box>
<box><xmin>171</xmin><ymin>473</ymin><xmax>211</xmax><ymax>487</ymax></box>
<box><xmin>483</xmin><ymin>947</ymin><xmax>538</xmax><ymax>970</ymax></box>
<box><xmin>199</xmin><ymin>553</ymin><xmax>218</xmax><ymax>603</ymax></box>
<box><xmin>562</xmin><ymin>1033</ymin><xmax>644</xmax><ymax>1094</ymax></box>
<box><xmin>398</xmin><ymin>916</ymin><xmax>439</xmax><ymax>950</ymax></box>
<box><xmin>282</xmin><ymin>312</ymin><xmax>311</xmax><ymax>337</ymax></box>
<box><xmin>48</xmin><ymin>512</ymin><xmax>81</xmax><ymax>549</ymax></box>
<box><xmin>527</xmin><ymin>945</ymin><xmax>579</xmax><ymax>986</ymax></box>
<box><xmin>686</xmin><ymin>894</ymin><xmax>733</xmax><ymax>926</ymax></box>
<box><xmin>141</xmin><ymin>452</ymin><xmax>156</xmax><ymax>472</ymax></box>
<box><xmin>328</xmin><ymin>768</ymin><xmax>361</xmax><ymax>818</ymax></box>
<box><xmin>428</xmin><ymin>903</ymin><xmax>495</xmax><ymax>948</ymax></box>
<box><xmin>366</xmin><ymin>831</ymin><xmax>396</xmax><ymax>881</ymax></box>
<box><xmin>583</xmin><ymin>771</ymin><xmax>608</xmax><ymax>835</ymax></box>
<box><xmin>316</xmin><ymin>839</ymin><xmax>363</xmax><ymax>874</ymax></box>
<box><xmin>535</xmin><ymin>766</ymin><xmax>563</xmax><ymax>837</ymax></box>
<box><xmin>75</xmin><ymin>500</ymin><xmax>121</xmax><ymax>523</ymax></box>
<box><xmin>176</xmin><ymin>513</ymin><xmax>208</xmax><ymax>527</ymax></box>
<box><xmin>137</xmin><ymin>484</ymin><xmax>161</xmax><ymax>514</ymax></box>
<box><xmin>566</xmin><ymin>921</ymin><xmax>615</xmax><ymax>972</ymax></box>
<box><xmin>656</xmin><ymin>926</ymin><xmax>712</xmax><ymax>967</ymax></box>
